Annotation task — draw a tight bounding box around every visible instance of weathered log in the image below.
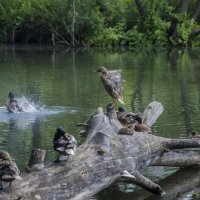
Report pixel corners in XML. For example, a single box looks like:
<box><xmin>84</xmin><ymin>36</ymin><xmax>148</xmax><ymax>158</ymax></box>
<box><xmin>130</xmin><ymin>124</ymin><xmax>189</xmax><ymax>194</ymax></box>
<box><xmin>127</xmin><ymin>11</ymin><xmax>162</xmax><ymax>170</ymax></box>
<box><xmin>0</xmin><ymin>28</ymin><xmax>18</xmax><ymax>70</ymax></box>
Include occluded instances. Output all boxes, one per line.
<box><xmin>0</xmin><ymin>101</ymin><xmax>200</xmax><ymax>200</ymax></box>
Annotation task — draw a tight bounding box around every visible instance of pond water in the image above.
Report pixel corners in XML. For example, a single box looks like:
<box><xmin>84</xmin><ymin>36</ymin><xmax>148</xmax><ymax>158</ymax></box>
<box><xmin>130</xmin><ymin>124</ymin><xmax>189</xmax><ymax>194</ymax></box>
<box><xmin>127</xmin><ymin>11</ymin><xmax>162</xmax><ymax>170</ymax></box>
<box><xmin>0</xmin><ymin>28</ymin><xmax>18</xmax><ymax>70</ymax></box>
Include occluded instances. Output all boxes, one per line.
<box><xmin>0</xmin><ymin>45</ymin><xmax>200</xmax><ymax>199</ymax></box>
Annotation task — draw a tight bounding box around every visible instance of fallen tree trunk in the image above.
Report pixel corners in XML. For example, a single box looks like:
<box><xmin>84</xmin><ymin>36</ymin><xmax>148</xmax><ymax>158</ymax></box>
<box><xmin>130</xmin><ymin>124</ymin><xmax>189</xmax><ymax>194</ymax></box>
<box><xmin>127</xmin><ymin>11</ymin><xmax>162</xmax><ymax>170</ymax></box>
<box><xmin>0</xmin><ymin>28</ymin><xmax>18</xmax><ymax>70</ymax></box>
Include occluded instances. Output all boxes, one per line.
<box><xmin>1</xmin><ymin>101</ymin><xmax>200</xmax><ymax>200</ymax></box>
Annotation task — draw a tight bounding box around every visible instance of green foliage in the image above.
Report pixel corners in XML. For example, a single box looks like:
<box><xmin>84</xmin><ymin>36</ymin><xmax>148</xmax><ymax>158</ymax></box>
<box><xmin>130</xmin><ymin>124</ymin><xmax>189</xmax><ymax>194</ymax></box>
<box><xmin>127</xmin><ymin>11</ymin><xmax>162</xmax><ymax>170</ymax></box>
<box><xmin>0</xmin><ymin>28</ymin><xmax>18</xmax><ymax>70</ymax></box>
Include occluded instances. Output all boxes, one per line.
<box><xmin>140</xmin><ymin>10</ymin><xmax>170</xmax><ymax>46</ymax></box>
<box><xmin>0</xmin><ymin>0</ymin><xmax>200</xmax><ymax>46</ymax></box>
<box><xmin>177</xmin><ymin>19</ymin><xmax>197</xmax><ymax>45</ymax></box>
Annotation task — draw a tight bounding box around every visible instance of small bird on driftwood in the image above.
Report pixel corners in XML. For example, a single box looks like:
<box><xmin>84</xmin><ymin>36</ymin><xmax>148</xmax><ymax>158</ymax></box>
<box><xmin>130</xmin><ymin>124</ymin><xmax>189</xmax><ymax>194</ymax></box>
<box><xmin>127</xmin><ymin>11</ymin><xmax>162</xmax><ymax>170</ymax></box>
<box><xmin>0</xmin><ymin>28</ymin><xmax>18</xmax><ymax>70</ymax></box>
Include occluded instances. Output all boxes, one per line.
<box><xmin>134</xmin><ymin>116</ymin><xmax>151</xmax><ymax>133</ymax></box>
<box><xmin>189</xmin><ymin>131</ymin><xmax>200</xmax><ymax>139</ymax></box>
<box><xmin>97</xmin><ymin>67</ymin><xmax>125</xmax><ymax>105</ymax></box>
<box><xmin>53</xmin><ymin>126</ymin><xmax>77</xmax><ymax>162</ymax></box>
<box><xmin>0</xmin><ymin>150</ymin><xmax>22</xmax><ymax>189</ymax></box>
<box><xmin>118</xmin><ymin>126</ymin><xmax>135</xmax><ymax>135</ymax></box>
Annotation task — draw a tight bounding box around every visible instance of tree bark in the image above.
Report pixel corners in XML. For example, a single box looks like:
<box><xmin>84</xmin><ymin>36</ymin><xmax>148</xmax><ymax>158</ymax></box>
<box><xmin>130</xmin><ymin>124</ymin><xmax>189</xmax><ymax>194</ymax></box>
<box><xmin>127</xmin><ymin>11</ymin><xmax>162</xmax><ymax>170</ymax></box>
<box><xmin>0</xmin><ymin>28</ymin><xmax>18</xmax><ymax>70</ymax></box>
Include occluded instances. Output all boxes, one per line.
<box><xmin>12</xmin><ymin>29</ymin><xmax>15</xmax><ymax>44</ymax></box>
<box><xmin>135</xmin><ymin>0</ymin><xmax>145</xmax><ymax>17</ymax></box>
<box><xmin>178</xmin><ymin>0</ymin><xmax>189</xmax><ymax>13</ymax></box>
<box><xmin>1</xmin><ymin>101</ymin><xmax>200</xmax><ymax>200</ymax></box>
<box><xmin>72</xmin><ymin>0</ymin><xmax>76</xmax><ymax>47</ymax></box>
<box><xmin>190</xmin><ymin>1</ymin><xmax>200</xmax><ymax>20</ymax></box>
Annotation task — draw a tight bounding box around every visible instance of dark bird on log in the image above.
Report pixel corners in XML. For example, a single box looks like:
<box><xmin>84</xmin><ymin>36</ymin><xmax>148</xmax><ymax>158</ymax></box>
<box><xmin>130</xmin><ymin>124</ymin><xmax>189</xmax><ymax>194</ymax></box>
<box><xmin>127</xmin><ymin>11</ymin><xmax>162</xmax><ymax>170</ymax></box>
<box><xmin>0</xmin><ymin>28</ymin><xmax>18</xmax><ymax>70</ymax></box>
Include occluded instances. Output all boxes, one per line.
<box><xmin>117</xmin><ymin>107</ymin><xmax>141</xmax><ymax>126</ymax></box>
<box><xmin>6</xmin><ymin>92</ymin><xmax>22</xmax><ymax>113</ymax></box>
<box><xmin>97</xmin><ymin>67</ymin><xmax>125</xmax><ymax>105</ymax></box>
<box><xmin>0</xmin><ymin>150</ymin><xmax>22</xmax><ymax>189</ymax></box>
<box><xmin>134</xmin><ymin>116</ymin><xmax>151</xmax><ymax>133</ymax></box>
<box><xmin>189</xmin><ymin>131</ymin><xmax>200</xmax><ymax>139</ymax></box>
<box><xmin>53</xmin><ymin>126</ymin><xmax>77</xmax><ymax>162</ymax></box>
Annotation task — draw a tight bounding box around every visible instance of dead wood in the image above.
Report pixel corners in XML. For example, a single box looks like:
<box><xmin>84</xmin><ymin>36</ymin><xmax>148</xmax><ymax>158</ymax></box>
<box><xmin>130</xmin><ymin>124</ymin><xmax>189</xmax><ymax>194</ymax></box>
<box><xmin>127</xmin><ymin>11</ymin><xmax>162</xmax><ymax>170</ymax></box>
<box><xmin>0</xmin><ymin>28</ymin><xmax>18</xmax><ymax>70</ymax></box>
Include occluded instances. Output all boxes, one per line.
<box><xmin>0</xmin><ymin>101</ymin><xmax>200</xmax><ymax>200</ymax></box>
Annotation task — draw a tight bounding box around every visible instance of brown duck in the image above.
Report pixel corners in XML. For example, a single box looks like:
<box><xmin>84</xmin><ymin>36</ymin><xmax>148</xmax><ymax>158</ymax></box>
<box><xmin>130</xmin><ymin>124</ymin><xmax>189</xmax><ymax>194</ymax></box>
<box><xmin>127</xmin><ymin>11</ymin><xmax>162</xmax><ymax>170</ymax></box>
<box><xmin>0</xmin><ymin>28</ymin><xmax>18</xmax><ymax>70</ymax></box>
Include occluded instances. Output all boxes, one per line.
<box><xmin>0</xmin><ymin>150</ymin><xmax>22</xmax><ymax>189</ymax></box>
<box><xmin>118</xmin><ymin>126</ymin><xmax>135</xmax><ymax>135</ymax></box>
<box><xmin>134</xmin><ymin>116</ymin><xmax>151</xmax><ymax>133</ymax></box>
<box><xmin>117</xmin><ymin>106</ymin><xmax>141</xmax><ymax>126</ymax></box>
<box><xmin>97</xmin><ymin>67</ymin><xmax>125</xmax><ymax>105</ymax></box>
<box><xmin>189</xmin><ymin>131</ymin><xmax>200</xmax><ymax>139</ymax></box>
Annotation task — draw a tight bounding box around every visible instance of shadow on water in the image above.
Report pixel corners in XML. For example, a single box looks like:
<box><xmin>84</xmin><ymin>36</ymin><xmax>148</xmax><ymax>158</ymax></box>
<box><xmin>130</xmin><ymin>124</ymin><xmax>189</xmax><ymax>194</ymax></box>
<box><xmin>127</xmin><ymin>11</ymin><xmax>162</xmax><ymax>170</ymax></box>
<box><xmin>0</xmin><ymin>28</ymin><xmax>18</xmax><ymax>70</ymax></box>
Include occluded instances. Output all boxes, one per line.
<box><xmin>95</xmin><ymin>167</ymin><xmax>200</xmax><ymax>200</ymax></box>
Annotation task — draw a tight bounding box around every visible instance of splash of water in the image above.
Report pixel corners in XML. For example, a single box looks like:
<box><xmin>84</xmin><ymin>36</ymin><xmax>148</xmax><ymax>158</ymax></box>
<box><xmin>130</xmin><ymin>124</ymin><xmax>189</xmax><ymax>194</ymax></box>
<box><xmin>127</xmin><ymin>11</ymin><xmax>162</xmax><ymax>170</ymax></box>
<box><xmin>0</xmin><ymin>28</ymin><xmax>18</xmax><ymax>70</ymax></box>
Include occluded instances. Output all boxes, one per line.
<box><xmin>14</xmin><ymin>96</ymin><xmax>45</xmax><ymax>113</ymax></box>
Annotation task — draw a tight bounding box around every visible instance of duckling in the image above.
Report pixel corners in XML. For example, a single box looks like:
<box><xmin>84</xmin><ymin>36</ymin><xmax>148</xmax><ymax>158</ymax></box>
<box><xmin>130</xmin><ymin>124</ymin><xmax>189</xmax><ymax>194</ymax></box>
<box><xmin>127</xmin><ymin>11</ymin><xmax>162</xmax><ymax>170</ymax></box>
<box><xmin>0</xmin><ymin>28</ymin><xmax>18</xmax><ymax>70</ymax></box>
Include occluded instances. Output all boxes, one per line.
<box><xmin>97</xmin><ymin>67</ymin><xmax>125</xmax><ymax>105</ymax></box>
<box><xmin>0</xmin><ymin>150</ymin><xmax>22</xmax><ymax>189</ymax></box>
<box><xmin>53</xmin><ymin>126</ymin><xmax>77</xmax><ymax>162</ymax></box>
<box><xmin>134</xmin><ymin>116</ymin><xmax>151</xmax><ymax>133</ymax></box>
<box><xmin>118</xmin><ymin>126</ymin><xmax>135</xmax><ymax>135</ymax></box>
<box><xmin>189</xmin><ymin>131</ymin><xmax>200</xmax><ymax>139</ymax></box>
<box><xmin>6</xmin><ymin>92</ymin><xmax>22</xmax><ymax>113</ymax></box>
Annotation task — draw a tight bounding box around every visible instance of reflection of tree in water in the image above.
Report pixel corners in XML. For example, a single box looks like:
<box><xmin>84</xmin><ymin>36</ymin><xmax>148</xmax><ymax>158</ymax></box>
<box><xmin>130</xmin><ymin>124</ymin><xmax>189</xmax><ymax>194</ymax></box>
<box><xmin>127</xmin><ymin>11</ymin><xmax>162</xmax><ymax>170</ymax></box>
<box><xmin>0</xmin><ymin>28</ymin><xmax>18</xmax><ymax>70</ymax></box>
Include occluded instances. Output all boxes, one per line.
<box><xmin>31</xmin><ymin>118</ymin><xmax>42</xmax><ymax>148</ymax></box>
<box><xmin>131</xmin><ymin>49</ymin><xmax>195</xmax><ymax>135</ymax></box>
<box><xmin>131</xmin><ymin>52</ymin><xmax>155</xmax><ymax>112</ymax></box>
<box><xmin>5</xmin><ymin>115</ymin><xmax>44</xmax><ymax>170</ymax></box>
<box><xmin>170</xmin><ymin>50</ymin><xmax>193</xmax><ymax>133</ymax></box>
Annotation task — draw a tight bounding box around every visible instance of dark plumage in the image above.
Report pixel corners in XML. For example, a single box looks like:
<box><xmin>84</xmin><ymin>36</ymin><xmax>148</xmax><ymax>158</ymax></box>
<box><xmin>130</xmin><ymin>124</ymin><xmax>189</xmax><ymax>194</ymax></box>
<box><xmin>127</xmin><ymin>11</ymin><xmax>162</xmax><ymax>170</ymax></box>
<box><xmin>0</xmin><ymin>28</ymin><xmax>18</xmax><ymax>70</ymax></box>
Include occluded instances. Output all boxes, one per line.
<box><xmin>189</xmin><ymin>131</ymin><xmax>200</xmax><ymax>139</ymax></box>
<box><xmin>6</xmin><ymin>92</ymin><xmax>22</xmax><ymax>113</ymax></box>
<box><xmin>97</xmin><ymin>67</ymin><xmax>125</xmax><ymax>105</ymax></box>
<box><xmin>134</xmin><ymin>116</ymin><xmax>151</xmax><ymax>133</ymax></box>
<box><xmin>0</xmin><ymin>150</ymin><xmax>22</xmax><ymax>189</ymax></box>
<box><xmin>117</xmin><ymin>107</ymin><xmax>141</xmax><ymax>125</ymax></box>
<box><xmin>53</xmin><ymin>126</ymin><xmax>77</xmax><ymax>162</ymax></box>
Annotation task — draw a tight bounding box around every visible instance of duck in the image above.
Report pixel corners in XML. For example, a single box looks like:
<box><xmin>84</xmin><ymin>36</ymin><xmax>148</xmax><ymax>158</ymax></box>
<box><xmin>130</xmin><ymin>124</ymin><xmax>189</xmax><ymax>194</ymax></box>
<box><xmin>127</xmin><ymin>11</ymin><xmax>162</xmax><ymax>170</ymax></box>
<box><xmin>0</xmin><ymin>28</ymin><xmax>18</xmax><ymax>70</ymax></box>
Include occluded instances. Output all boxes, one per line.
<box><xmin>97</xmin><ymin>67</ymin><xmax>125</xmax><ymax>105</ymax></box>
<box><xmin>0</xmin><ymin>150</ymin><xmax>22</xmax><ymax>189</ymax></box>
<box><xmin>53</xmin><ymin>126</ymin><xmax>77</xmax><ymax>162</ymax></box>
<box><xmin>117</xmin><ymin>106</ymin><xmax>141</xmax><ymax>126</ymax></box>
<box><xmin>6</xmin><ymin>92</ymin><xmax>22</xmax><ymax>113</ymax></box>
<box><xmin>134</xmin><ymin>116</ymin><xmax>151</xmax><ymax>133</ymax></box>
<box><xmin>189</xmin><ymin>131</ymin><xmax>200</xmax><ymax>139</ymax></box>
<box><xmin>118</xmin><ymin>126</ymin><xmax>135</xmax><ymax>135</ymax></box>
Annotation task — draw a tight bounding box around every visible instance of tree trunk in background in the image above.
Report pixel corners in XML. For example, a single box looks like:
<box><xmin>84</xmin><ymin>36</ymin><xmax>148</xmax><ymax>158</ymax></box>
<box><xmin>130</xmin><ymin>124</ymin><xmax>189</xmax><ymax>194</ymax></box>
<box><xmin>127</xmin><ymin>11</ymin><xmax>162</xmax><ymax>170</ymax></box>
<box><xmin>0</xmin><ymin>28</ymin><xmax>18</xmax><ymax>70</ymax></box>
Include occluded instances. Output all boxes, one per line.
<box><xmin>190</xmin><ymin>1</ymin><xmax>200</xmax><ymax>20</ymax></box>
<box><xmin>135</xmin><ymin>0</ymin><xmax>145</xmax><ymax>17</ymax></box>
<box><xmin>72</xmin><ymin>0</ymin><xmax>76</xmax><ymax>47</ymax></box>
<box><xmin>12</xmin><ymin>29</ymin><xmax>15</xmax><ymax>44</ymax></box>
<box><xmin>51</xmin><ymin>32</ymin><xmax>55</xmax><ymax>47</ymax></box>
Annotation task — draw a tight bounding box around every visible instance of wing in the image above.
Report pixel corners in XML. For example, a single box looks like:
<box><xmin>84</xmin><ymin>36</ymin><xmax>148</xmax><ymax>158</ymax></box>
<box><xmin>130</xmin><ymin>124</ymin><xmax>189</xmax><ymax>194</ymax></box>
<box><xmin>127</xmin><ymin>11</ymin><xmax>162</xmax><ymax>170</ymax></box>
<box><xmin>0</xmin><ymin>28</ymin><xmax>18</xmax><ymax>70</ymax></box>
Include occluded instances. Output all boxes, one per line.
<box><xmin>107</xmin><ymin>70</ymin><xmax>122</xmax><ymax>92</ymax></box>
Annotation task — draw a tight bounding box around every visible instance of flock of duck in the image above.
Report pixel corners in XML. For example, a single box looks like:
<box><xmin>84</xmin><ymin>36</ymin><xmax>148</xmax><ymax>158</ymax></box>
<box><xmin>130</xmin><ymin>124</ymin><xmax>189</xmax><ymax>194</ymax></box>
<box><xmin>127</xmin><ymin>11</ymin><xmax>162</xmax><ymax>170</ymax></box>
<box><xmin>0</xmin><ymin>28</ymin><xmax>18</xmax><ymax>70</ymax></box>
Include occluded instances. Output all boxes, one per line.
<box><xmin>0</xmin><ymin>66</ymin><xmax>199</xmax><ymax>190</ymax></box>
